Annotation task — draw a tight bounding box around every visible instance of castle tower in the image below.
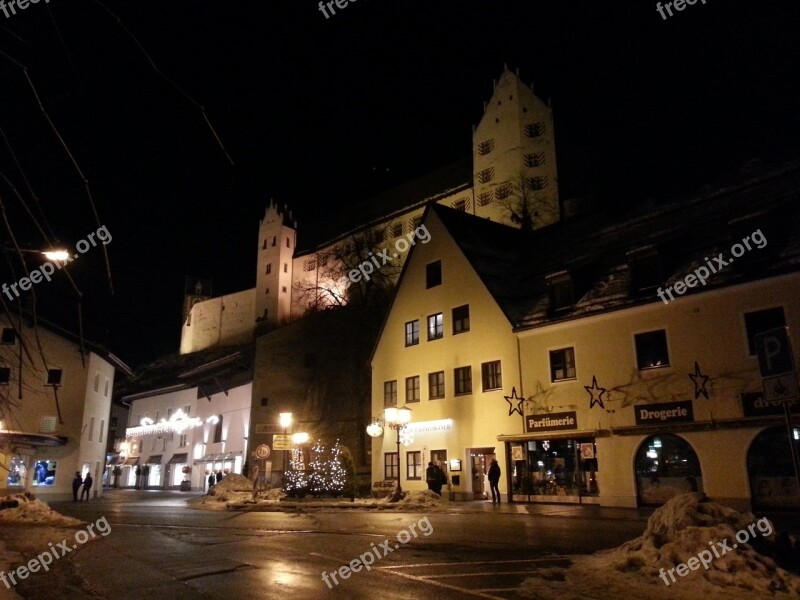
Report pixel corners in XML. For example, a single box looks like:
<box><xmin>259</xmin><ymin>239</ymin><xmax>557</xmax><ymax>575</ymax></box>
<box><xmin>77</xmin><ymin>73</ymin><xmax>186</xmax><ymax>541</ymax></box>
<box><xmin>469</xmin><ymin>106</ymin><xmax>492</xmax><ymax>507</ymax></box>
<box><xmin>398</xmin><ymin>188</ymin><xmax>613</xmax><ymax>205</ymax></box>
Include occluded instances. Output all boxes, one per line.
<box><xmin>472</xmin><ymin>67</ymin><xmax>560</xmax><ymax>229</ymax></box>
<box><xmin>256</xmin><ymin>201</ymin><xmax>297</xmax><ymax>328</ymax></box>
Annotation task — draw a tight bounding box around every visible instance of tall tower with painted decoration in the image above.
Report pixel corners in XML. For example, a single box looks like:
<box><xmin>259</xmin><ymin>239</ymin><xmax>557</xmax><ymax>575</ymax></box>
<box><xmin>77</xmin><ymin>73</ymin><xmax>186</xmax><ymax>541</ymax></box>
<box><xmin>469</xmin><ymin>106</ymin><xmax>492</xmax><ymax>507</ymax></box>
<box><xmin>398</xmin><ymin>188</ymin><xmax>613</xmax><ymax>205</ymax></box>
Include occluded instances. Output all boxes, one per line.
<box><xmin>256</xmin><ymin>201</ymin><xmax>296</xmax><ymax>328</ymax></box>
<box><xmin>473</xmin><ymin>67</ymin><xmax>560</xmax><ymax>229</ymax></box>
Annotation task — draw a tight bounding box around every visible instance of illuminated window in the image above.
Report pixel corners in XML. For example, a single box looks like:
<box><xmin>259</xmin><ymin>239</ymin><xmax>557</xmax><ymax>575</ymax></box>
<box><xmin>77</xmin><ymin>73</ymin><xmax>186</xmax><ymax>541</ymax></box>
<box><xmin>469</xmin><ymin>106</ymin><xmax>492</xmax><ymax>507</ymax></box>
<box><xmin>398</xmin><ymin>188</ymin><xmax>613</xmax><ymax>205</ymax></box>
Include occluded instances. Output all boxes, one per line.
<box><xmin>427</xmin><ymin>313</ymin><xmax>443</xmax><ymax>340</ymax></box>
<box><xmin>550</xmin><ymin>348</ymin><xmax>576</xmax><ymax>381</ymax></box>
<box><xmin>384</xmin><ymin>452</ymin><xmax>399</xmax><ymax>480</ymax></box>
<box><xmin>405</xmin><ymin>320</ymin><xmax>419</xmax><ymax>346</ymax></box>
<box><xmin>406</xmin><ymin>451</ymin><xmax>423</xmax><ymax>479</ymax></box>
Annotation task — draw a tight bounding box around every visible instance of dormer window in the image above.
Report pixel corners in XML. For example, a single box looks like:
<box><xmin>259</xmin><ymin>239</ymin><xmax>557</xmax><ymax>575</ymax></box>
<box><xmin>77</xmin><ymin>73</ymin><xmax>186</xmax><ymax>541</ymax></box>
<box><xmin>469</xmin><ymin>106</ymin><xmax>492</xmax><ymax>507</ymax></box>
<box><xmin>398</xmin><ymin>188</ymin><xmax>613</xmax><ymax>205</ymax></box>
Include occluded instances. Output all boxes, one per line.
<box><xmin>547</xmin><ymin>272</ymin><xmax>574</xmax><ymax>314</ymax></box>
<box><xmin>627</xmin><ymin>246</ymin><xmax>662</xmax><ymax>293</ymax></box>
<box><xmin>477</xmin><ymin>139</ymin><xmax>495</xmax><ymax>156</ymax></box>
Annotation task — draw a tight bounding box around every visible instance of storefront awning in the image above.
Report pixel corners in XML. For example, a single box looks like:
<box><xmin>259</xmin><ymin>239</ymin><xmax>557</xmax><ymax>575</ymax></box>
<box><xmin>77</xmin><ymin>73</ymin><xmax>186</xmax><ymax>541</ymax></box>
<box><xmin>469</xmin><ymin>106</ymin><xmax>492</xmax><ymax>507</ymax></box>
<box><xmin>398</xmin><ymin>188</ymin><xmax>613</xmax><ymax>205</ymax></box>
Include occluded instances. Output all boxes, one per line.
<box><xmin>198</xmin><ymin>454</ymin><xmax>220</xmax><ymax>462</ymax></box>
<box><xmin>167</xmin><ymin>453</ymin><xmax>188</xmax><ymax>465</ymax></box>
<box><xmin>497</xmin><ymin>429</ymin><xmax>601</xmax><ymax>442</ymax></box>
<box><xmin>124</xmin><ymin>456</ymin><xmax>139</xmax><ymax>466</ymax></box>
<box><xmin>144</xmin><ymin>455</ymin><xmax>162</xmax><ymax>465</ymax></box>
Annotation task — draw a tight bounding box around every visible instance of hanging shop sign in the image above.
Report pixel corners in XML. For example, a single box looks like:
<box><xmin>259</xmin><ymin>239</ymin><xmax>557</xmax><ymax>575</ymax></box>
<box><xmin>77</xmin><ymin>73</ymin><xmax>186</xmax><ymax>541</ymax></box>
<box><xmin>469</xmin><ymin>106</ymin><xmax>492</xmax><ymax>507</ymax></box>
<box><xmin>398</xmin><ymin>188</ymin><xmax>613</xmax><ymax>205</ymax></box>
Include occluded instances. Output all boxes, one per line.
<box><xmin>634</xmin><ymin>400</ymin><xmax>694</xmax><ymax>425</ymax></box>
<box><xmin>525</xmin><ymin>411</ymin><xmax>577</xmax><ymax>433</ymax></box>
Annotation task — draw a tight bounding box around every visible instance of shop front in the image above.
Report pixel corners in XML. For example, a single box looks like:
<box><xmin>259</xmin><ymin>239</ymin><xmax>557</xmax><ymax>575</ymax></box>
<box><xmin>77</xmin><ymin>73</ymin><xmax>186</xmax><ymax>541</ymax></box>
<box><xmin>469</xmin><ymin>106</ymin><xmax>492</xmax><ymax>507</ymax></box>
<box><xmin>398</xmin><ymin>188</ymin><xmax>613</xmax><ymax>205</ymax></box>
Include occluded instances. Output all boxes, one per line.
<box><xmin>500</xmin><ymin>411</ymin><xmax>600</xmax><ymax>504</ymax></box>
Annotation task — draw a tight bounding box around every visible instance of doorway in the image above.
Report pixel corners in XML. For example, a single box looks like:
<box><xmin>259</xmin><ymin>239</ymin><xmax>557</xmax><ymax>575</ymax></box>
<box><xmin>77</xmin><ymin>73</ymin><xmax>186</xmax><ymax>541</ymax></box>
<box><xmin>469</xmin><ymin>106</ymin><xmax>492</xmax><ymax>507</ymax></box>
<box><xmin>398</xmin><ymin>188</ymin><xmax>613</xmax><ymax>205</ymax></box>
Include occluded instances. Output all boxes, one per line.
<box><xmin>469</xmin><ymin>447</ymin><xmax>496</xmax><ymax>500</ymax></box>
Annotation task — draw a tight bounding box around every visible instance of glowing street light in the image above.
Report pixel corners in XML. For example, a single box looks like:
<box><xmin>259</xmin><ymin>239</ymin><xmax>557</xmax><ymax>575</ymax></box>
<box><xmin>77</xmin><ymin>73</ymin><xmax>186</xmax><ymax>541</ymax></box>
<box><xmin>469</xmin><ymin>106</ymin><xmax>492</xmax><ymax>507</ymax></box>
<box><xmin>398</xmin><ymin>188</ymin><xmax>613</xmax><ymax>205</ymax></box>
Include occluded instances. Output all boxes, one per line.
<box><xmin>381</xmin><ymin>406</ymin><xmax>411</xmax><ymax>502</ymax></box>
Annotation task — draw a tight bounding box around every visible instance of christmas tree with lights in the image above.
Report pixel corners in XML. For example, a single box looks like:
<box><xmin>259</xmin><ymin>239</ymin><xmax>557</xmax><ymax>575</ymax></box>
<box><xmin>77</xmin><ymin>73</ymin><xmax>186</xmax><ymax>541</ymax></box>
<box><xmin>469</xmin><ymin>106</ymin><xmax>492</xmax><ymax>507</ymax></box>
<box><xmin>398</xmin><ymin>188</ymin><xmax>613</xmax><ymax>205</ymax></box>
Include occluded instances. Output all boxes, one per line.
<box><xmin>283</xmin><ymin>447</ymin><xmax>308</xmax><ymax>497</ymax></box>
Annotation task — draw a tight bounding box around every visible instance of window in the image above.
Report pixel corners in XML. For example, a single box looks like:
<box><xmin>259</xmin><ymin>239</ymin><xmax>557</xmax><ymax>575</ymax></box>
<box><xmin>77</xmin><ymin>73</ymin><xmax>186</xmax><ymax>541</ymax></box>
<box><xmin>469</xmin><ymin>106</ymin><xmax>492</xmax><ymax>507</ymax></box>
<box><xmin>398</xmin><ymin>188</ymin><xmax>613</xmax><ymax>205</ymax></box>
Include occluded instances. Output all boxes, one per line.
<box><xmin>303</xmin><ymin>259</ymin><xmax>316</xmax><ymax>272</ymax></box>
<box><xmin>526</xmin><ymin>176</ymin><xmax>549</xmax><ymax>190</ymax></box>
<box><xmin>525</xmin><ymin>121</ymin><xmax>546</xmax><ymax>137</ymax></box>
<box><xmin>454</xmin><ymin>366</ymin><xmax>472</xmax><ymax>395</ymax></box>
<box><xmin>1</xmin><ymin>328</ymin><xmax>15</xmax><ymax>345</ymax></box>
<box><xmin>409</xmin><ymin>216</ymin><xmax>422</xmax><ymax>231</ymax></box>
<box><xmin>286</xmin><ymin>237</ymin><xmax>291</xmax><ymax>248</ymax></box>
<box><xmin>635</xmin><ymin>330</ymin><xmax>670</xmax><ymax>370</ymax></box>
<box><xmin>99</xmin><ymin>419</ymin><xmax>105</xmax><ymax>443</ymax></box>
<box><xmin>46</xmin><ymin>369</ymin><xmax>63</xmax><ymax>386</ymax></box>
<box><xmin>31</xmin><ymin>460</ymin><xmax>57</xmax><ymax>487</ymax></box>
<box><xmin>477</xmin><ymin>167</ymin><xmax>495</xmax><ymax>184</ymax></box>
<box><xmin>94</xmin><ymin>373</ymin><xmax>100</xmax><ymax>392</ymax></box>
<box><xmin>88</xmin><ymin>417</ymin><xmax>95</xmax><ymax>441</ymax></box>
<box><xmin>0</xmin><ymin>367</ymin><xmax>10</xmax><ymax>385</ymax></box>
<box><xmin>478</xmin><ymin>139</ymin><xmax>495</xmax><ymax>155</ymax></box>
<box><xmin>266</xmin><ymin>263</ymin><xmax>272</xmax><ymax>275</ymax></box>
<box><xmin>262</xmin><ymin>239</ymin><xmax>267</xmax><ymax>250</ymax></box>
<box><xmin>384</xmin><ymin>380</ymin><xmax>398</xmax><ymax>407</ymax></box>
<box><xmin>628</xmin><ymin>247</ymin><xmax>662</xmax><ymax>292</ymax></box>
<box><xmin>271</xmin><ymin>236</ymin><xmax>277</xmax><ymax>247</ymax></box>
<box><xmin>426</xmin><ymin>261</ymin><xmax>442</xmax><ymax>288</ymax></box>
<box><xmin>405</xmin><ymin>376</ymin><xmax>420</xmax><ymax>403</ymax></box>
<box><xmin>390</xmin><ymin>222</ymin><xmax>404</xmax><ymax>238</ymax></box>
<box><xmin>481</xmin><ymin>360</ymin><xmax>502</xmax><ymax>391</ymax></box>
<box><xmin>550</xmin><ymin>348</ymin><xmax>576</xmax><ymax>381</ymax></box>
<box><xmin>524</xmin><ymin>152</ymin><xmax>546</xmax><ymax>167</ymax></box>
<box><xmin>212</xmin><ymin>415</ymin><xmax>223</xmax><ymax>443</ymax></box>
<box><xmin>452</xmin><ymin>305</ymin><xmax>470</xmax><ymax>334</ymax></box>
<box><xmin>477</xmin><ymin>192</ymin><xmax>492</xmax><ymax>206</ymax></box>
<box><xmin>495</xmin><ymin>182</ymin><xmax>513</xmax><ymax>200</ymax></box>
<box><xmin>429</xmin><ymin>371</ymin><xmax>445</xmax><ymax>399</ymax></box>
<box><xmin>281</xmin><ymin>286</ymin><xmax>287</xmax><ymax>293</ymax></box>
<box><xmin>179</xmin><ymin>434</ymin><xmax>187</xmax><ymax>447</ymax></box>
<box><xmin>406</xmin><ymin>451</ymin><xmax>423</xmax><ymax>479</ymax></box>
<box><xmin>104</xmin><ymin>378</ymin><xmax>110</xmax><ymax>397</ymax></box>
<box><xmin>283</xmin><ymin>263</ymin><xmax>288</xmax><ymax>273</ymax></box>
<box><xmin>39</xmin><ymin>416</ymin><xmax>57</xmax><ymax>433</ymax></box>
<box><xmin>744</xmin><ymin>307</ymin><xmax>786</xmax><ymax>356</ymax></box>
<box><xmin>548</xmin><ymin>274</ymin><xmax>574</xmax><ymax>313</ymax></box>
<box><xmin>452</xmin><ymin>198</ymin><xmax>467</xmax><ymax>211</ymax></box>
<box><xmin>405</xmin><ymin>320</ymin><xmax>419</xmax><ymax>346</ymax></box>
<box><xmin>384</xmin><ymin>452</ymin><xmax>399</xmax><ymax>480</ymax></box>
<box><xmin>427</xmin><ymin>313</ymin><xmax>443</xmax><ymax>340</ymax></box>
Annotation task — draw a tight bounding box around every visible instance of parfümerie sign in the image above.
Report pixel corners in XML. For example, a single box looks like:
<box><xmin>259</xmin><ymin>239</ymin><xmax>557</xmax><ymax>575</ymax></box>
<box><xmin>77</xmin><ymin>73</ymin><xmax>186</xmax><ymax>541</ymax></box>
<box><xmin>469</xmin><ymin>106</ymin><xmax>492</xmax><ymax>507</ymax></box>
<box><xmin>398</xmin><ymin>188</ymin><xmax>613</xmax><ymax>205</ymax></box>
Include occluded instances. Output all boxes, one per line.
<box><xmin>634</xmin><ymin>400</ymin><xmax>694</xmax><ymax>425</ymax></box>
<box><xmin>526</xmin><ymin>411</ymin><xmax>578</xmax><ymax>433</ymax></box>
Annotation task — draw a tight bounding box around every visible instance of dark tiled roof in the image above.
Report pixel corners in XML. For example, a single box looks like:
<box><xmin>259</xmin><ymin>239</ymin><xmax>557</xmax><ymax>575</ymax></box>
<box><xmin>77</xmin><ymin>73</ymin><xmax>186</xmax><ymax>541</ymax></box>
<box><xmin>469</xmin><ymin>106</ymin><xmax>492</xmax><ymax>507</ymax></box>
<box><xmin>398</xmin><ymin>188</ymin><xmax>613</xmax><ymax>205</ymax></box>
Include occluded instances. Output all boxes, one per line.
<box><xmin>433</xmin><ymin>157</ymin><xmax>800</xmax><ymax>330</ymax></box>
<box><xmin>297</xmin><ymin>159</ymin><xmax>472</xmax><ymax>253</ymax></box>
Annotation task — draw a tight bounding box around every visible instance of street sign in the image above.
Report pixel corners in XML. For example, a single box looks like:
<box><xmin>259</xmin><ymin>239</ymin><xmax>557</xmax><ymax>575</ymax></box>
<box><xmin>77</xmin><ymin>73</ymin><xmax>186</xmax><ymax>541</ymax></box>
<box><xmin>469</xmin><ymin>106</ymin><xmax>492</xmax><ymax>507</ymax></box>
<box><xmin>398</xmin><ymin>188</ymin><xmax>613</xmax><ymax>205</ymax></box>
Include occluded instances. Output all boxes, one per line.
<box><xmin>755</xmin><ymin>327</ymin><xmax>794</xmax><ymax>377</ymax></box>
<box><xmin>255</xmin><ymin>444</ymin><xmax>271</xmax><ymax>459</ymax></box>
<box><xmin>272</xmin><ymin>434</ymin><xmax>292</xmax><ymax>451</ymax></box>
<box><xmin>762</xmin><ymin>373</ymin><xmax>800</xmax><ymax>403</ymax></box>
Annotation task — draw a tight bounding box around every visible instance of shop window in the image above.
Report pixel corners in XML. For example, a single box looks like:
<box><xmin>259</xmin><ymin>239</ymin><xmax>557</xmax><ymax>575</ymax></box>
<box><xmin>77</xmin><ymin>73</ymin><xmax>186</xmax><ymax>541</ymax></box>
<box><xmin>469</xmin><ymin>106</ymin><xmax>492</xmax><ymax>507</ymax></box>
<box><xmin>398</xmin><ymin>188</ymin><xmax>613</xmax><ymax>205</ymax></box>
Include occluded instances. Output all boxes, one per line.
<box><xmin>427</xmin><ymin>313</ymin><xmax>443</xmax><ymax>340</ymax></box>
<box><xmin>747</xmin><ymin>426</ymin><xmax>800</xmax><ymax>509</ymax></box>
<box><xmin>384</xmin><ymin>380</ymin><xmax>397</xmax><ymax>407</ymax></box>
<box><xmin>31</xmin><ymin>460</ymin><xmax>57</xmax><ymax>486</ymax></box>
<box><xmin>454</xmin><ymin>366</ymin><xmax>472</xmax><ymax>395</ymax></box>
<box><xmin>744</xmin><ymin>307</ymin><xmax>786</xmax><ymax>356</ymax></box>
<box><xmin>384</xmin><ymin>452</ymin><xmax>399</xmax><ymax>480</ymax></box>
<box><xmin>405</xmin><ymin>376</ymin><xmax>420</xmax><ymax>403</ymax></box>
<box><xmin>405</xmin><ymin>320</ymin><xmax>419</xmax><ymax>346</ymax></box>
<box><xmin>481</xmin><ymin>360</ymin><xmax>502</xmax><ymax>391</ymax></box>
<box><xmin>513</xmin><ymin>438</ymin><xmax>598</xmax><ymax>499</ymax></box>
<box><xmin>635</xmin><ymin>434</ymin><xmax>702</xmax><ymax>506</ymax></box>
<box><xmin>428</xmin><ymin>371</ymin><xmax>445</xmax><ymax>399</ymax></box>
<box><xmin>549</xmin><ymin>347</ymin><xmax>576</xmax><ymax>381</ymax></box>
<box><xmin>406</xmin><ymin>451</ymin><xmax>422</xmax><ymax>479</ymax></box>
<box><xmin>426</xmin><ymin>261</ymin><xmax>442</xmax><ymax>288</ymax></box>
<box><xmin>6</xmin><ymin>456</ymin><xmax>26</xmax><ymax>486</ymax></box>
<box><xmin>452</xmin><ymin>304</ymin><xmax>470</xmax><ymax>334</ymax></box>
<box><xmin>635</xmin><ymin>330</ymin><xmax>670</xmax><ymax>370</ymax></box>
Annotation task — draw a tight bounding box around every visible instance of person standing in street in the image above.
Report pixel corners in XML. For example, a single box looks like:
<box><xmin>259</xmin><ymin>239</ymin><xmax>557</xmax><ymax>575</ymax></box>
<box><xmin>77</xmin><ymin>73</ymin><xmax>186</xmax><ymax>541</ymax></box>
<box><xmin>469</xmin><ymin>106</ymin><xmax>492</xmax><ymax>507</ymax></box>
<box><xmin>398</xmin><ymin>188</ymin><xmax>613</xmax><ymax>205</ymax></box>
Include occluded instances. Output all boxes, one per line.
<box><xmin>81</xmin><ymin>473</ymin><xmax>93</xmax><ymax>501</ymax></box>
<box><xmin>72</xmin><ymin>472</ymin><xmax>83</xmax><ymax>502</ymax></box>
<box><xmin>208</xmin><ymin>472</ymin><xmax>216</xmax><ymax>492</ymax></box>
<box><xmin>425</xmin><ymin>462</ymin><xmax>438</xmax><ymax>493</ymax></box>
<box><xmin>488</xmin><ymin>459</ymin><xmax>501</xmax><ymax>504</ymax></box>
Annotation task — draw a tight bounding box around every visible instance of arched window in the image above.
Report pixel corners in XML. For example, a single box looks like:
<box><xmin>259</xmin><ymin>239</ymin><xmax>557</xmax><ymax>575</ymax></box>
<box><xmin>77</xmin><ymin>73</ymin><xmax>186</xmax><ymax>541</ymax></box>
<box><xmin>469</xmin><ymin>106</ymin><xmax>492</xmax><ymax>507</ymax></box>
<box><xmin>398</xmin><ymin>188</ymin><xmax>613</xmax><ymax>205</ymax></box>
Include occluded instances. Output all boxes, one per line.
<box><xmin>748</xmin><ymin>426</ymin><xmax>800</xmax><ymax>509</ymax></box>
<box><xmin>634</xmin><ymin>434</ymin><xmax>702</xmax><ymax>506</ymax></box>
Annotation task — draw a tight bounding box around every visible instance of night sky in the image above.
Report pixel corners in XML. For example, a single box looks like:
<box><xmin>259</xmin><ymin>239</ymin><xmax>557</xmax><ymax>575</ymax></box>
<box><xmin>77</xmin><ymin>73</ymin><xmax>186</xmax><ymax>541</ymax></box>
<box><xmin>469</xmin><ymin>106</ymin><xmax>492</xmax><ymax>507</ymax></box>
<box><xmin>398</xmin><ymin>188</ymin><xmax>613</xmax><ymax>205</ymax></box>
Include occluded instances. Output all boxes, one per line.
<box><xmin>0</xmin><ymin>0</ymin><xmax>798</xmax><ymax>369</ymax></box>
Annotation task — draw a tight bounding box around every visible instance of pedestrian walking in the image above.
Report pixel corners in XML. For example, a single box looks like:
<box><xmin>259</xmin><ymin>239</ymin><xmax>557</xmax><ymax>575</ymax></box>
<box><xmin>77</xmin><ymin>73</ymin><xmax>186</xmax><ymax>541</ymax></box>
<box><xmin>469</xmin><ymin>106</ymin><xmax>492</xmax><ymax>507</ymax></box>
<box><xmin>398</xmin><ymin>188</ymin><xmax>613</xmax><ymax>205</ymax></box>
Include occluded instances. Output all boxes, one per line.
<box><xmin>488</xmin><ymin>459</ymin><xmax>501</xmax><ymax>504</ymax></box>
<box><xmin>135</xmin><ymin>465</ymin><xmax>142</xmax><ymax>489</ymax></box>
<box><xmin>81</xmin><ymin>473</ymin><xmax>93</xmax><ymax>501</ymax></box>
<box><xmin>72</xmin><ymin>472</ymin><xmax>83</xmax><ymax>502</ymax></box>
<box><xmin>215</xmin><ymin>470</ymin><xmax>223</xmax><ymax>484</ymax></box>
<box><xmin>208</xmin><ymin>473</ymin><xmax>216</xmax><ymax>492</ymax></box>
<box><xmin>425</xmin><ymin>462</ymin><xmax>438</xmax><ymax>493</ymax></box>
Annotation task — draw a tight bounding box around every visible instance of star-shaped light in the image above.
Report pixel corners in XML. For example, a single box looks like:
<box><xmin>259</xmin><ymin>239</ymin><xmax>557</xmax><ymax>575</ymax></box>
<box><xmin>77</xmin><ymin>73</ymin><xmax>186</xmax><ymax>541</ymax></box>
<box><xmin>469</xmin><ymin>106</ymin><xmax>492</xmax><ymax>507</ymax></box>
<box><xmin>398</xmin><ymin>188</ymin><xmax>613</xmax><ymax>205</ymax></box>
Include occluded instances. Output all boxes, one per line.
<box><xmin>689</xmin><ymin>361</ymin><xmax>710</xmax><ymax>400</ymax></box>
<box><xmin>398</xmin><ymin>426</ymin><xmax>414</xmax><ymax>447</ymax></box>
<box><xmin>504</xmin><ymin>387</ymin><xmax>524</xmax><ymax>416</ymax></box>
<box><xmin>585</xmin><ymin>376</ymin><xmax>607</xmax><ymax>410</ymax></box>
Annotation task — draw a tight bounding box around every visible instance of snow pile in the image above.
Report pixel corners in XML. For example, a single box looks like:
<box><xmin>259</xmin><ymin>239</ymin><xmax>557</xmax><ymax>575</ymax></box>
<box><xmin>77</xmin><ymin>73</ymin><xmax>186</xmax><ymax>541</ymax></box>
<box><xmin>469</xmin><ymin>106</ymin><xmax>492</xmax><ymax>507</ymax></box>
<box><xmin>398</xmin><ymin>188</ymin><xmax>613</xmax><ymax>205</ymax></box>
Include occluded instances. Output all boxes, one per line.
<box><xmin>520</xmin><ymin>493</ymin><xmax>800</xmax><ymax>600</ymax></box>
<box><xmin>379</xmin><ymin>489</ymin><xmax>445</xmax><ymax>509</ymax></box>
<box><xmin>261</xmin><ymin>488</ymin><xmax>286</xmax><ymax>501</ymax></box>
<box><xmin>0</xmin><ymin>492</ymin><xmax>84</xmax><ymax>527</ymax></box>
<box><xmin>208</xmin><ymin>473</ymin><xmax>252</xmax><ymax>494</ymax></box>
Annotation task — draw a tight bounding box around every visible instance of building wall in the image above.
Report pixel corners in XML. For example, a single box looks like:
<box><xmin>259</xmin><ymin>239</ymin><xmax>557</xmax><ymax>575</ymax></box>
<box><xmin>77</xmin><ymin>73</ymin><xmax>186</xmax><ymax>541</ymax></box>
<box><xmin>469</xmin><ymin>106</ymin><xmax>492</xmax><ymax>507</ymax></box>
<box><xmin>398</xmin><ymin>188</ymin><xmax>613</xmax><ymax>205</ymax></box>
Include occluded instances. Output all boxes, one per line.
<box><xmin>516</xmin><ymin>273</ymin><xmax>800</xmax><ymax>509</ymax></box>
<box><xmin>0</xmin><ymin>319</ymin><xmax>116</xmax><ymax>502</ymax></box>
<box><xmin>370</xmin><ymin>209</ymin><xmax>521</xmax><ymax>499</ymax></box>
<box><xmin>179</xmin><ymin>288</ymin><xmax>255</xmax><ymax>354</ymax></box>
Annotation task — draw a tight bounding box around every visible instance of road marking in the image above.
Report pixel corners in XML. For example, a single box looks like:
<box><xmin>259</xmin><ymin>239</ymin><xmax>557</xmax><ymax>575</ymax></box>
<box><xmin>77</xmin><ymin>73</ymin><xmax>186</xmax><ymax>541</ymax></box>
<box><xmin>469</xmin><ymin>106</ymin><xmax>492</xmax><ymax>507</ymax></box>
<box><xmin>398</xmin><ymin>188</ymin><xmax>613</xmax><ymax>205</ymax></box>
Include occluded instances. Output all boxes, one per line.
<box><xmin>379</xmin><ymin>557</ymin><xmax>571</xmax><ymax>569</ymax></box>
<box><xmin>385</xmin><ymin>568</ymin><xmax>507</xmax><ymax>599</ymax></box>
<box><xmin>516</xmin><ymin>504</ymin><xmax>527</xmax><ymax>514</ymax></box>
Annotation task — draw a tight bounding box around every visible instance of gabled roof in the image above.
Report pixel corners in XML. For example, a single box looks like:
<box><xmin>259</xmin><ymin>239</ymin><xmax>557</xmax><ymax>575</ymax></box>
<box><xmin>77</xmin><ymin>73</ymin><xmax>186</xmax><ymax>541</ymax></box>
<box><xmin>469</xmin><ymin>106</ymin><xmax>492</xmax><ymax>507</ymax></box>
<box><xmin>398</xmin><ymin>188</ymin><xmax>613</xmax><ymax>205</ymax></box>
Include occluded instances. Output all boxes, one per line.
<box><xmin>430</xmin><ymin>157</ymin><xmax>800</xmax><ymax>330</ymax></box>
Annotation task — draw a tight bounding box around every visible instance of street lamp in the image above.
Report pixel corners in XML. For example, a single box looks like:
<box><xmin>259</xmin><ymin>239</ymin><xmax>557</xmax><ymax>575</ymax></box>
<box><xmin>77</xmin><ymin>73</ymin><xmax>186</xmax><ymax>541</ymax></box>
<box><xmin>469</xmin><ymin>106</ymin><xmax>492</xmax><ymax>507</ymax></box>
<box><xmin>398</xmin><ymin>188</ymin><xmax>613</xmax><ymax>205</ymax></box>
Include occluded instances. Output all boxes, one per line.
<box><xmin>383</xmin><ymin>406</ymin><xmax>411</xmax><ymax>502</ymax></box>
<box><xmin>279</xmin><ymin>412</ymin><xmax>292</xmax><ymax>488</ymax></box>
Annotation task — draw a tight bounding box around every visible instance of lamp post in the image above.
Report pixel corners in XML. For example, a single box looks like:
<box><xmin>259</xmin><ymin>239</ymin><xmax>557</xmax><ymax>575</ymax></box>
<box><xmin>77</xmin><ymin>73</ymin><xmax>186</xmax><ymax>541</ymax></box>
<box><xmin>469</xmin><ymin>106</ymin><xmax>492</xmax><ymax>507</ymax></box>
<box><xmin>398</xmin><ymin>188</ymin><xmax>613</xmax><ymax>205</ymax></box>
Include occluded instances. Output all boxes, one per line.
<box><xmin>383</xmin><ymin>406</ymin><xmax>412</xmax><ymax>502</ymax></box>
<box><xmin>279</xmin><ymin>412</ymin><xmax>292</xmax><ymax>488</ymax></box>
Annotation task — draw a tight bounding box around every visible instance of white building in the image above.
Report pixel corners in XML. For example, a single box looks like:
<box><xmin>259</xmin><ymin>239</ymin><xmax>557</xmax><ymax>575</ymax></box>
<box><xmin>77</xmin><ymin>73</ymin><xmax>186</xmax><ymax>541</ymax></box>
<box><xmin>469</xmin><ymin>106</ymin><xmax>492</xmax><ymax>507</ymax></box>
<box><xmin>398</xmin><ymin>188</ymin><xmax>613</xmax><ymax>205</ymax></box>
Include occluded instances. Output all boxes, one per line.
<box><xmin>0</xmin><ymin>314</ymin><xmax>130</xmax><ymax>501</ymax></box>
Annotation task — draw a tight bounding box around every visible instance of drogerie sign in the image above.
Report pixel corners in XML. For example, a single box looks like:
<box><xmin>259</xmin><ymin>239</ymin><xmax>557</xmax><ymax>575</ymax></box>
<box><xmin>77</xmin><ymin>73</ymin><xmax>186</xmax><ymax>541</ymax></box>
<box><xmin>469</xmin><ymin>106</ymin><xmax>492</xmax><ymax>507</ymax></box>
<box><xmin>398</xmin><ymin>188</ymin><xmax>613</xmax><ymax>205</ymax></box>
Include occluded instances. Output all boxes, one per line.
<box><xmin>634</xmin><ymin>400</ymin><xmax>694</xmax><ymax>425</ymax></box>
<box><xmin>525</xmin><ymin>411</ymin><xmax>578</xmax><ymax>433</ymax></box>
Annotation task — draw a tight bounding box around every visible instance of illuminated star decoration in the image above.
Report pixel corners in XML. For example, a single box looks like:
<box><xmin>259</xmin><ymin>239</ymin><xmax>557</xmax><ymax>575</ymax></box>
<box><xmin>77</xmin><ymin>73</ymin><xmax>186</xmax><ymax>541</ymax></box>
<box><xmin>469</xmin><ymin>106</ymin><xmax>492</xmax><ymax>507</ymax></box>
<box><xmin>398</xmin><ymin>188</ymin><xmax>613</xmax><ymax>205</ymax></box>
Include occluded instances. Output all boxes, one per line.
<box><xmin>585</xmin><ymin>376</ymin><xmax>607</xmax><ymax>410</ymax></box>
<box><xmin>689</xmin><ymin>361</ymin><xmax>710</xmax><ymax>399</ymax></box>
<box><xmin>398</xmin><ymin>426</ymin><xmax>415</xmax><ymax>447</ymax></box>
<box><xmin>504</xmin><ymin>387</ymin><xmax>524</xmax><ymax>416</ymax></box>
